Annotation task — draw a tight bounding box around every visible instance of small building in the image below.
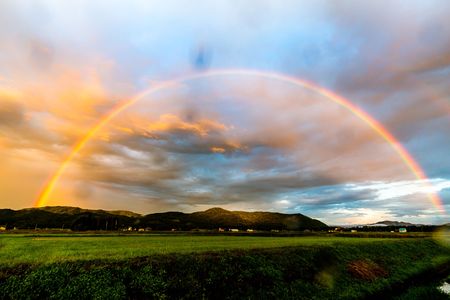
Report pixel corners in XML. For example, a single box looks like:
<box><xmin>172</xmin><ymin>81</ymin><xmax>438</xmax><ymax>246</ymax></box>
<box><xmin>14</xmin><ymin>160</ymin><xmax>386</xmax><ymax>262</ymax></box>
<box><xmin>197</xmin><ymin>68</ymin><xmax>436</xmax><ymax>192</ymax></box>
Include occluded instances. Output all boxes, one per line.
<box><xmin>230</xmin><ymin>229</ymin><xmax>239</xmax><ymax>232</ymax></box>
<box><xmin>399</xmin><ymin>228</ymin><xmax>407</xmax><ymax>233</ymax></box>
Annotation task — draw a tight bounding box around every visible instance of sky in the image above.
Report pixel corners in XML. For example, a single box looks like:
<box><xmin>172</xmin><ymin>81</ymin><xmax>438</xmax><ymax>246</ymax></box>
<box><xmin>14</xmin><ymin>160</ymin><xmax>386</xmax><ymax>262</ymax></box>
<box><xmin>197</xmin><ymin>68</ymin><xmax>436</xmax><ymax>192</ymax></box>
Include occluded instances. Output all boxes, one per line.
<box><xmin>0</xmin><ymin>0</ymin><xmax>449</xmax><ymax>225</ymax></box>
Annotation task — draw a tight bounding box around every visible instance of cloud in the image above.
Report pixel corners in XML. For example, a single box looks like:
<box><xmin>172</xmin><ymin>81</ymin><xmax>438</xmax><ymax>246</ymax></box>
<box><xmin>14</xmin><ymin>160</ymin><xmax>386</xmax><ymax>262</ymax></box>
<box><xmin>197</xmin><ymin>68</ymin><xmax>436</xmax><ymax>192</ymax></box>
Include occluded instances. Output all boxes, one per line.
<box><xmin>145</xmin><ymin>114</ymin><xmax>226</xmax><ymax>136</ymax></box>
<box><xmin>348</xmin><ymin>179</ymin><xmax>450</xmax><ymax>201</ymax></box>
<box><xmin>0</xmin><ymin>99</ymin><xmax>26</xmax><ymax>127</ymax></box>
<box><xmin>0</xmin><ymin>1</ymin><xmax>448</xmax><ymax>224</ymax></box>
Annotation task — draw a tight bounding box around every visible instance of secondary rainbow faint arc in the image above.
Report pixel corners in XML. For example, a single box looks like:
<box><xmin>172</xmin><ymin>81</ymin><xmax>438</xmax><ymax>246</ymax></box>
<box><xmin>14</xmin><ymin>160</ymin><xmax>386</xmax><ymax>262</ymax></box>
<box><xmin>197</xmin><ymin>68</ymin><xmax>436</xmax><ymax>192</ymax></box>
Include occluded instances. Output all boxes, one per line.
<box><xmin>34</xmin><ymin>69</ymin><xmax>445</xmax><ymax>213</ymax></box>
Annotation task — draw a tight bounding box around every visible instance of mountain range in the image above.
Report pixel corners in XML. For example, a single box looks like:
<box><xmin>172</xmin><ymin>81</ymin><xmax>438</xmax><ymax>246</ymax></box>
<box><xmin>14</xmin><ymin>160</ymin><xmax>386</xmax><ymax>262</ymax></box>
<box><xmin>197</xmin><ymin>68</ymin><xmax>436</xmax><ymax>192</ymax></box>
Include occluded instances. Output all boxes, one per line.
<box><xmin>367</xmin><ymin>220</ymin><xmax>422</xmax><ymax>227</ymax></box>
<box><xmin>0</xmin><ymin>206</ymin><xmax>327</xmax><ymax>231</ymax></box>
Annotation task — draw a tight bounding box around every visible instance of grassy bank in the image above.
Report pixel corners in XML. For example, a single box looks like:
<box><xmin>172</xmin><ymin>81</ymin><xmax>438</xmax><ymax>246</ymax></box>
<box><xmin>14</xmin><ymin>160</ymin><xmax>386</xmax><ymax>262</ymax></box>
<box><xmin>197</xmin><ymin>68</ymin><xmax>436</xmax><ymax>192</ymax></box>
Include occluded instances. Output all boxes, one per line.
<box><xmin>0</xmin><ymin>236</ymin><xmax>448</xmax><ymax>299</ymax></box>
<box><xmin>393</xmin><ymin>274</ymin><xmax>450</xmax><ymax>300</ymax></box>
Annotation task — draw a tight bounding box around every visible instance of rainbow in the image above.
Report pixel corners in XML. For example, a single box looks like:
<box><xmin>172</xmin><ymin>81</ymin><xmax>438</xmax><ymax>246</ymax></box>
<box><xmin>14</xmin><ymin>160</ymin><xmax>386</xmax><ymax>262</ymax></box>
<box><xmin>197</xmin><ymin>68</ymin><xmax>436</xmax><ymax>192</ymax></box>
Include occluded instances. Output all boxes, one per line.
<box><xmin>34</xmin><ymin>69</ymin><xmax>445</xmax><ymax>212</ymax></box>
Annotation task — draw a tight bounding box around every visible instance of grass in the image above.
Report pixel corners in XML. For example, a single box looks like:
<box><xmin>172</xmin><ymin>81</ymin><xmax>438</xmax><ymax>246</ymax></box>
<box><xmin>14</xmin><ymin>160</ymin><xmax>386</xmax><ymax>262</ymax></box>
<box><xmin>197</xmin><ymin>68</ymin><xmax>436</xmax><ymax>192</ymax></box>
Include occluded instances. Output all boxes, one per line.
<box><xmin>394</xmin><ymin>275</ymin><xmax>450</xmax><ymax>300</ymax></box>
<box><xmin>0</xmin><ymin>233</ymin><xmax>448</xmax><ymax>299</ymax></box>
<box><xmin>0</xmin><ymin>234</ymin><xmax>401</xmax><ymax>265</ymax></box>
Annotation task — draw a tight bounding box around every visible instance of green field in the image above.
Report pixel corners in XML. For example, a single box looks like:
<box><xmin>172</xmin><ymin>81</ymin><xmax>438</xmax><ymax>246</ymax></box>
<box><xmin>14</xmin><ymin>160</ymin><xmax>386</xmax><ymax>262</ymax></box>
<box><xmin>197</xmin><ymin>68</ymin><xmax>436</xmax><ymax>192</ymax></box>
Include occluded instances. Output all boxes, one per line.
<box><xmin>0</xmin><ymin>233</ymin><xmax>449</xmax><ymax>299</ymax></box>
<box><xmin>0</xmin><ymin>234</ymin><xmax>402</xmax><ymax>265</ymax></box>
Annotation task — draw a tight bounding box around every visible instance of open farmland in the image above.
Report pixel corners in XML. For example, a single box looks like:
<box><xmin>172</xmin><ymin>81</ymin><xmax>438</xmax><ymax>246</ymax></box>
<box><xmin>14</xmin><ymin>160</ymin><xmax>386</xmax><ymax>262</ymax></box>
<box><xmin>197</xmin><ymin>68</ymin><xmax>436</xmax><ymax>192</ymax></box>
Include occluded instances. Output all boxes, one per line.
<box><xmin>0</xmin><ymin>234</ymin><xmax>404</xmax><ymax>265</ymax></box>
<box><xmin>0</xmin><ymin>233</ymin><xmax>448</xmax><ymax>299</ymax></box>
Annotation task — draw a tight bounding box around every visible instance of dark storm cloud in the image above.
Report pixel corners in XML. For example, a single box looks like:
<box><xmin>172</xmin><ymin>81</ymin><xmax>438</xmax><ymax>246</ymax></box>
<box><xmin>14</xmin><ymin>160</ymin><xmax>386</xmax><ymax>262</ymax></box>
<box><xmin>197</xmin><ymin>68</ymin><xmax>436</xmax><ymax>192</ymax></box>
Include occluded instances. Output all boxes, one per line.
<box><xmin>224</xmin><ymin>175</ymin><xmax>336</xmax><ymax>196</ymax></box>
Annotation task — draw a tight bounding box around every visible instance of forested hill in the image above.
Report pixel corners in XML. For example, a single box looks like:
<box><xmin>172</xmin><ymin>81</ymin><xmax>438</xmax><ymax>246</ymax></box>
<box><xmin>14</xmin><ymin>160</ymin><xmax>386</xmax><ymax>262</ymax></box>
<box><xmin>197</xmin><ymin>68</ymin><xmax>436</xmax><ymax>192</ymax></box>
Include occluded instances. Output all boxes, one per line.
<box><xmin>0</xmin><ymin>206</ymin><xmax>327</xmax><ymax>231</ymax></box>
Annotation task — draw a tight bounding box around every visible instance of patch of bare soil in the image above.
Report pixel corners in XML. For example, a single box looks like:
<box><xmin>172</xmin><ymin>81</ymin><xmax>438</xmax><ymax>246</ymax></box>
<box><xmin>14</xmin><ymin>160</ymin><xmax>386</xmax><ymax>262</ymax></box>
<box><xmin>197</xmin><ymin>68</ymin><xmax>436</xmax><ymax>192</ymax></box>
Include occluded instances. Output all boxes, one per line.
<box><xmin>347</xmin><ymin>260</ymin><xmax>388</xmax><ymax>281</ymax></box>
